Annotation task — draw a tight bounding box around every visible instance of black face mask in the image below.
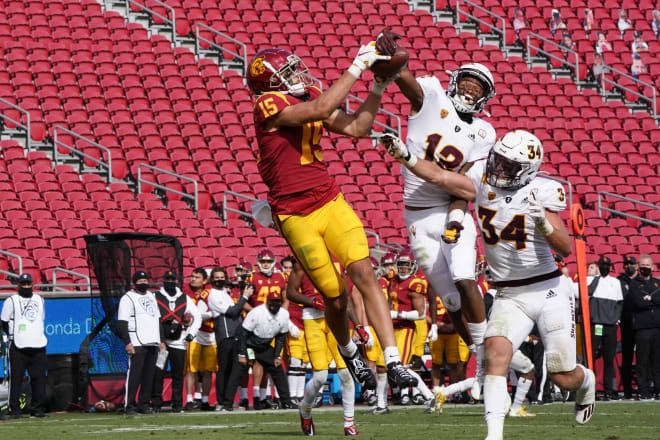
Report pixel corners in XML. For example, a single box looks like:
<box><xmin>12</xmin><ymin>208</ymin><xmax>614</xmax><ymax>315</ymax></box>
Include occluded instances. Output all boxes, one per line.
<box><xmin>639</xmin><ymin>267</ymin><xmax>652</xmax><ymax>278</ymax></box>
<box><xmin>18</xmin><ymin>287</ymin><xmax>33</xmax><ymax>298</ymax></box>
<box><xmin>212</xmin><ymin>279</ymin><xmax>226</xmax><ymax>289</ymax></box>
<box><xmin>267</xmin><ymin>302</ymin><xmax>282</xmax><ymax>315</ymax></box>
<box><xmin>163</xmin><ymin>281</ymin><xmax>177</xmax><ymax>295</ymax></box>
<box><xmin>598</xmin><ymin>264</ymin><xmax>610</xmax><ymax>277</ymax></box>
<box><xmin>624</xmin><ymin>266</ymin><xmax>637</xmax><ymax>276</ymax></box>
<box><xmin>135</xmin><ymin>283</ymin><xmax>149</xmax><ymax>293</ymax></box>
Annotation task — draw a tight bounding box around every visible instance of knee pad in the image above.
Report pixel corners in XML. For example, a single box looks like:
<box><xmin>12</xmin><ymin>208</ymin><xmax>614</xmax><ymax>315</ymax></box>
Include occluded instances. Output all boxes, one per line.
<box><xmin>441</xmin><ymin>290</ymin><xmax>461</xmax><ymax>312</ymax></box>
<box><xmin>337</xmin><ymin>368</ymin><xmax>352</xmax><ymax>384</ymax></box>
<box><xmin>312</xmin><ymin>369</ymin><xmax>328</xmax><ymax>386</ymax></box>
<box><xmin>546</xmin><ymin>349</ymin><xmax>576</xmax><ymax>374</ymax></box>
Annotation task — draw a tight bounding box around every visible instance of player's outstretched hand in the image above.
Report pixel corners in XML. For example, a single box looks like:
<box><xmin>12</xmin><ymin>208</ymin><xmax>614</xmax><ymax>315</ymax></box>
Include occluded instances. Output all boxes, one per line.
<box><xmin>375</xmin><ymin>28</ymin><xmax>402</xmax><ymax>56</ymax></box>
<box><xmin>379</xmin><ymin>133</ymin><xmax>417</xmax><ymax>167</ymax></box>
<box><xmin>427</xmin><ymin>324</ymin><xmax>438</xmax><ymax>342</ymax></box>
<box><xmin>349</xmin><ymin>42</ymin><xmax>391</xmax><ymax>77</ymax></box>
<box><xmin>442</xmin><ymin>221</ymin><xmax>464</xmax><ymax>244</ymax></box>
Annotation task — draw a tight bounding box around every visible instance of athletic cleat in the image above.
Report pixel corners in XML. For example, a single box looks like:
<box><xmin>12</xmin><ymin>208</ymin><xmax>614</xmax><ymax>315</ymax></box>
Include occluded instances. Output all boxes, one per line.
<box><xmin>371</xmin><ymin>406</ymin><xmax>390</xmax><ymax>415</ymax></box>
<box><xmin>387</xmin><ymin>361</ymin><xmax>418</xmax><ymax>388</ymax></box>
<box><xmin>239</xmin><ymin>398</ymin><xmax>249</xmax><ymax>410</ymax></box>
<box><xmin>339</xmin><ymin>347</ymin><xmax>377</xmax><ymax>390</ymax></box>
<box><xmin>299</xmin><ymin>408</ymin><xmax>315</xmax><ymax>436</ymax></box>
<box><xmin>344</xmin><ymin>424</ymin><xmax>360</xmax><ymax>436</ymax></box>
<box><xmin>431</xmin><ymin>386</ymin><xmax>448</xmax><ymax>414</ymax></box>
<box><xmin>411</xmin><ymin>393</ymin><xmax>426</xmax><ymax>405</ymax></box>
<box><xmin>508</xmin><ymin>406</ymin><xmax>535</xmax><ymax>417</ymax></box>
<box><xmin>574</xmin><ymin>368</ymin><xmax>596</xmax><ymax>425</ymax></box>
<box><xmin>400</xmin><ymin>394</ymin><xmax>411</xmax><ymax>405</ymax></box>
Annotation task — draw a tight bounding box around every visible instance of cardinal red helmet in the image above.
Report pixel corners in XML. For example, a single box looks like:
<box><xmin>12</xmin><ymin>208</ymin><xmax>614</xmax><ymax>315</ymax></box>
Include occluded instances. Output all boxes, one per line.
<box><xmin>247</xmin><ymin>48</ymin><xmax>313</xmax><ymax>97</ymax></box>
<box><xmin>380</xmin><ymin>252</ymin><xmax>396</xmax><ymax>267</ymax></box>
<box><xmin>257</xmin><ymin>248</ymin><xmax>276</xmax><ymax>276</ymax></box>
<box><xmin>395</xmin><ymin>250</ymin><xmax>418</xmax><ymax>280</ymax></box>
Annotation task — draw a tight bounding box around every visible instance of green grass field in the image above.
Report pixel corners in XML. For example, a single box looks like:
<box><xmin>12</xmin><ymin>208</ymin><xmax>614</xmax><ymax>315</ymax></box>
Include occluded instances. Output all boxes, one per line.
<box><xmin>1</xmin><ymin>401</ymin><xmax>658</xmax><ymax>440</ymax></box>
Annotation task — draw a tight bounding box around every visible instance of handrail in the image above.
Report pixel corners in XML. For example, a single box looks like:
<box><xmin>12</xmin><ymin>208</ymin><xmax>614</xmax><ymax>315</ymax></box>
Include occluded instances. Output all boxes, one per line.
<box><xmin>600</xmin><ymin>67</ymin><xmax>657</xmax><ymax>118</ymax></box>
<box><xmin>597</xmin><ymin>192</ymin><xmax>660</xmax><ymax>227</ymax></box>
<box><xmin>0</xmin><ymin>249</ymin><xmax>22</xmax><ymax>278</ymax></box>
<box><xmin>53</xmin><ymin>268</ymin><xmax>91</xmax><ymax>295</ymax></box>
<box><xmin>195</xmin><ymin>23</ymin><xmax>248</xmax><ymax>77</ymax></box>
<box><xmin>456</xmin><ymin>0</ymin><xmax>508</xmax><ymax>49</ymax></box>
<box><xmin>364</xmin><ymin>231</ymin><xmax>403</xmax><ymax>252</ymax></box>
<box><xmin>126</xmin><ymin>0</ymin><xmax>176</xmax><ymax>43</ymax></box>
<box><xmin>537</xmin><ymin>172</ymin><xmax>573</xmax><ymax>210</ymax></box>
<box><xmin>0</xmin><ymin>284</ymin><xmax>100</xmax><ymax>299</ymax></box>
<box><xmin>137</xmin><ymin>163</ymin><xmax>199</xmax><ymax>214</ymax></box>
<box><xmin>345</xmin><ymin>95</ymin><xmax>401</xmax><ymax>138</ymax></box>
<box><xmin>222</xmin><ymin>190</ymin><xmax>258</xmax><ymax>225</ymax></box>
<box><xmin>0</xmin><ymin>97</ymin><xmax>31</xmax><ymax>152</ymax></box>
<box><xmin>526</xmin><ymin>32</ymin><xmax>580</xmax><ymax>89</ymax></box>
<box><xmin>53</xmin><ymin>126</ymin><xmax>113</xmax><ymax>183</ymax></box>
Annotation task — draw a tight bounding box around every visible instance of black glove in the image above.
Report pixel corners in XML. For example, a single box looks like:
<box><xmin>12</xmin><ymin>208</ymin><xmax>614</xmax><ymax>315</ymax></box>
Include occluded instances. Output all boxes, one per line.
<box><xmin>184</xmin><ymin>334</ymin><xmax>194</xmax><ymax>342</ymax></box>
<box><xmin>375</xmin><ymin>28</ymin><xmax>402</xmax><ymax>56</ymax></box>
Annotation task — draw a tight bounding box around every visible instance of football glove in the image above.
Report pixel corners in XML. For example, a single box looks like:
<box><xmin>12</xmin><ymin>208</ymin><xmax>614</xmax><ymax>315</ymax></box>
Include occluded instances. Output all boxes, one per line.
<box><xmin>354</xmin><ymin>325</ymin><xmax>373</xmax><ymax>348</ymax></box>
<box><xmin>428</xmin><ymin>323</ymin><xmax>438</xmax><ymax>342</ymax></box>
<box><xmin>442</xmin><ymin>221</ymin><xmax>464</xmax><ymax>244</ymax></box>
<box><xmin>528</xmin><ymin>189</ymin><xmax>554</xmax><ymax>235</ymax></box>
<box><xmin>310</xmin><ymin>297</ymin><xmax>325</xmax><ymax>311</ymax></box>
<box><xmin>288</xmin><ymin>320</ymin><xmax>301</xmax><ymax>339</ymax></box>
<box><xmin>348</xmin><ymin>42</ymin><xmax>391</xmax><ymax>78</ymax></box>
<box><xmin>379</xmin><ymin>133</ymin><xmax>417</xmax><ymax>168</ymax></box>
<box><xmin>184</xmin><ymin>333</ymin><xmax>195</xmax><ymax>342</ymax></box>
<box><xmin>375</xmin><ymin>28</ymin><xmax>402</xmax><ymax>56</ymax></box>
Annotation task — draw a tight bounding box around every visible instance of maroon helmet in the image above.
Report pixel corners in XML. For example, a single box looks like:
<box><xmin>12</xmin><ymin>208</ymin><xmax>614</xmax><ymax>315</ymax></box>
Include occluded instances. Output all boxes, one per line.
<box><xmin>246</xmin><ymin>48</ymin><xmax>312</xmax><ymax>96</ymax></box>
<box><xmin>256</xmin><ymin>248</ymin><xmax>276</xmax><ymax>276</ymax></box>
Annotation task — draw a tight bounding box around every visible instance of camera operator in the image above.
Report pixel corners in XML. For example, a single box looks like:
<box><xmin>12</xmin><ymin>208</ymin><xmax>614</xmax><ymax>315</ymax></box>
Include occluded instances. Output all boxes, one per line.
<box><xmin>152</xmin><ymin>270</ymin><xmax>201</xmax><ymax>412</ymax></box>
<box><xmin>206</xmin><ymin>269</ymin><xmax>255</xmax><ymax>411</ymax></box>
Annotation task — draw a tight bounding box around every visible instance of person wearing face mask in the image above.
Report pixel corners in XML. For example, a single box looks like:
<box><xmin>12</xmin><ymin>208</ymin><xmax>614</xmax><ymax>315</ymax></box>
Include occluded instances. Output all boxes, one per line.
<box><xmin>1</xmin><ymin>273</ymin><xmax>48</xmax><ymax>419</ymax></box>
<box><xmin>618</xmin><ymin>256</ymin><xmax>638</xmax><ymax>399</ymax></box>
<box><xmin>226</xmin><ymin>290</ymin><xmax>296</xmax><ymax>410</ymax></box>
<box><xmin>118</xmin><ymin>271</ymin><xmax>166</xmax><ymax>415</ymax></box>
<box><xmin>206</xmin><ymin>266</ymin><xmax>255</xmax><ymax>411</ymax></box>
<box><xmin>587</xmin><ymin>256</ymin><xmax>624</xmax><ymax>401</ymax></box>
<box><xmin>628</xmin><ymin>254</ymin><xmax>660</xmax><ymax>400</ymax></box>
<box><xmin>151</xmin><ymin>270</ymin><xmax>201</xmax><ymax>412</ymax></box>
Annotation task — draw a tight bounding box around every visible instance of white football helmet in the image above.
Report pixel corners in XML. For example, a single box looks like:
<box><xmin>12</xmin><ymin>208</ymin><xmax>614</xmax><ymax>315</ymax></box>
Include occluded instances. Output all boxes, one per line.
<box><xmin>447</xmin><ymin>63</ymin><xmax>496</xmax><ymax>114</ymax></box>
<box><xmin>485</xmin><ymin>130</ymin><xmax>543</xmax><ymax>190</ymax></box>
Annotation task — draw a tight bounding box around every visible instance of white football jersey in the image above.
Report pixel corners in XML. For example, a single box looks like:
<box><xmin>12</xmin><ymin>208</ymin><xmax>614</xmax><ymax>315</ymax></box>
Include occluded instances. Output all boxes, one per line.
<box><xmin>466</xmin><ymin>160</ymin><xmax>567</xmax><ymax>283</ymax></box>
<box><xmin>403</xmin><ymin>76</ymin><xmax>496</xmax><ymax>208</ymax></box>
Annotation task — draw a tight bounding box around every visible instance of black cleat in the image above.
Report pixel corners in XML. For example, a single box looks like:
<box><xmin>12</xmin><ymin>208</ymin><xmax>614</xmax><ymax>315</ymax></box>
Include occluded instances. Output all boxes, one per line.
<box><xmin>387</xmin><ymin>361</ymin><xmax>418</xmax><ymax>388</ymax></box>
<box><xmin>339</xmin><ymin>347</ymin><xmax>377</xmax><ymax>390</ymax></box>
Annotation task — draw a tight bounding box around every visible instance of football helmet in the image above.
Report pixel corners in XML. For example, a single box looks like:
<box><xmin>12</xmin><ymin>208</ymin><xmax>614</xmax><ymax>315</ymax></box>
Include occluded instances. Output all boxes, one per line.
<box><xmin>485</xmin><ymin>130</ymin><xmax>543</xmax><ymax>190</ymax></box>
<box><xmin>247</xmin><ymin>48</ymin><xmax>313</xmax><ymax>97</ymax></box>
<box><xmin>395</xmin><ymin>250</ymin><xmax>418</xmax><ymax>280</ymax></box>
<box><xmin>235</xmin><ymin>260</ymin><xmax>252</xmax><ymax>276</ymax></box>
<box><xmin>257</xmin><ymin>248</ymin><xmax>276</xmax><ymax>276</ymax></box>
<box><xmin>380</xmin><ymin>252</ymin><xmax>396</xmax><ymax>267</ymax></box>
<box><xmin>447</xmin><ymin>63</ymin><xmax>496</xmax><ymax>114</ymax></box>
<box><xmin>370</xmin><ymin>257</ymin><xmax>380</xmax><ymax>271</ymax></box>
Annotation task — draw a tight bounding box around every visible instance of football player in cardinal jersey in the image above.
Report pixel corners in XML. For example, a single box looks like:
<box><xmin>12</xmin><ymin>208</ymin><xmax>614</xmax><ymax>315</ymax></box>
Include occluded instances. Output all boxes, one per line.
<box><xmin>383</xmin><ymin>130</ymin><xmax>596</xmax><ymax>438</ymax></box>
<box><xmin>375</xmin><ymin>31</ymin><xmax>496</xmax><ymax>392</ymax></box>
<box><xmin>246</xmin><ymin>43</ymin><xmax>417</xmax><ymax>395</ymax></box>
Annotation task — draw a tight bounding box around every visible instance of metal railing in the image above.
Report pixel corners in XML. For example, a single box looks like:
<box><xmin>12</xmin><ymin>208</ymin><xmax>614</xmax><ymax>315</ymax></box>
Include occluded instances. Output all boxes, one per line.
<box><xmin>526</xmin><ymin>33</ymin><xmax>581</xmax><ymax>89</ymax></box>
<box><xmin>126</xmin><ymin>0</ymin><xmax>177</xmax><ymax>43</ymax></box>
<box><xmin>345</xmin><ymin>95</ymin><xmax>401</xmax><ymax>138</ymax></box>
<box><xmin>222</xmin><ymin>190</ymin><xmax>258</xmax><ymax>225</ymax></box>
<box><xmin>365</xmin><ymin>230</ymin><xmax>404</xmax><ymax>252</ymax></box>
<box><xmin>195</xmin><ymin>23</ymin><xmax>248</xmax><ymax>77</ymax></box>
<box><xmin>600</xmin><ymin>67</ymin><xmax>657</xmax><ymax>118</ymax></box>
<box><xmin>53</xmin><ymin>126</ymin><xmax>113</xmax><ymax>183</ymax></box>
<box><xmin>597</xmin><ymin>192</ymin><xmax>660</xmax><ymax>227</ymax></box>
<box><xmin>0</xmin><ymin>284</ymin><xmax>99</xmax><ymax>299</ymax></box>
<box><xmin>53</xmin><ymin>268</ymin><xmax>91</xmax><ymax>295</ymax></box>
<box><xmin>455</xmin><ymin>0</ymin><xmax>508</xmax><ymax>49</ymax></box>
<box><xmin>0</xmin><ymin>250</ymin><xmax>21</xmax><ymax>279</ymax></box>
<box><xmin>0</xmin><ymin>97</ymin><xmax>31</xmax><ymax>152</ymax></box>
<box><xmin>538</xmin><ymin>172</ymin><xmax>573</xmax><ymax>210</ymax></box>
<box><xmin>137</xmin><ymin>163</ymin><xmax>200</xmax><ymax>214</ymax></box>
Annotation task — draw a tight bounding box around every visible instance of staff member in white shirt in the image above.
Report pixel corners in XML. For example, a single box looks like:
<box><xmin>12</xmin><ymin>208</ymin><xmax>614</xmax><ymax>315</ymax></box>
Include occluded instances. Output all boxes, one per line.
<box><xmin>1</xmin><ymin>273</ymin><xmax>48</xmax><ymax>419</ymax></box>
<box><xmin>118</xmin><ymin>271</ymin><xmax>166</xmax><ymax>415</ymax></box>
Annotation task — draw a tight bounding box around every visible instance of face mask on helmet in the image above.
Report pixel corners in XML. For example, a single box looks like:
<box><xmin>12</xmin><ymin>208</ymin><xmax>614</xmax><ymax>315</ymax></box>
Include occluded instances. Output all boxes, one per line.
<box><xmin>248</xmin><ymin>49</ymin><xmax>312</xmax><ymax>97</ymax></box>
<box><xmin>485</xmin><ymin>130</ymin><xmax>542</xmax><ymax>190</ymax></box>
<box><xmin>272</xmin><ymin>55</ymin><xmax>310</xmax><ymax>96</ymax></box>
<box><xmin>447</xmin><ymin>64</ymin><xmax>495</xmax><ymax>114</ymax></box>
<box><xmin>396</xmin><ymin>256</ymin><xmax>417</xmax><ymax>280</ymax></box>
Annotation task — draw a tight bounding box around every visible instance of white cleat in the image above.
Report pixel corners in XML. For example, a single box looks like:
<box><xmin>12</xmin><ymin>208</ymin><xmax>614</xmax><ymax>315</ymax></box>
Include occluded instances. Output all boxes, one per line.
<box><xmin>574</xmin><ymin>368</ymin><xmax>596</xmax><ymax>424</ymax></box>
<box><xmin>426</xmin><ymin>386</ymin><xmax>448</xmax><ymax>414</ymax></box>
<box><xmin>508</xmin><ymin>406</ymin><xmax>536</xmax><ymax>417</ymax></box>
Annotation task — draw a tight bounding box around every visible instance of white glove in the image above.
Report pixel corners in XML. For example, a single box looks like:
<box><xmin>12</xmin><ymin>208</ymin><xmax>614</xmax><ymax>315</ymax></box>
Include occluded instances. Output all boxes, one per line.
<box><xmin>288</xmin><ymin>320</ymin><xmax>301</xmax><ymax>339</ymax></box>
<box><xmin>371</xmin><ymin>74</ymin><xmax>398</xmax><ymax>96</ymax></box>
<box><xmin>251</xmin><ymin>199</ymin><xmax>273</xmax><ymax>227</ymax></box>
<box><xmin>348</xmin><ymin>41</ymin><xmax>391</xmax><ymax>78</ymax></box>
<box><xmin>364</xmin><ymin>326</ymin><xmax>374</xmax><ymax>348</ymax></box>
<box><xmin>428</xmin><ymin>323</ymin><xmax>438</xmax><ymax>342</ymax></box>
<box><xmin>379</xmin><ymin>133</ymin><xmax>417</xmax><ymax>168</ymax></box>
<box><xmin>528</xmin><ymin>189</ymin><xmax>554</xmax><ymax>235</ymax></box>
<box><xmin>390</xmin><ymin>310</ymin><xmax>398</xmax><ymax>320</ymax></box>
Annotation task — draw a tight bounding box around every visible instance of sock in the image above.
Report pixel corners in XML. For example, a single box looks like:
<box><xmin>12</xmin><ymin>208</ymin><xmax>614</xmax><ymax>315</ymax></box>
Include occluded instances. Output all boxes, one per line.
<box><xmin>260</xmin><ymin>388</ymin><xmax>267</xmax><ymax>400</ymax></box>
<box><xmin>577</xmin><ymin>364</ymin><xmax>591</xmax><ymax>392</ymax></box>
<box><xmin>406</xmin><ymin>369</ymin><xmax>432</xmax><ymax>399</ymax></box>
<box><xmin>338</xmin><ymin>368</ymin><xmax>355</xmax><ymax>427</ymax></box>
<box><xmin>253</xmin><ymin>386</ymin><xmax>260</xmax><ymax>401</ymax></box>
<box><xmin>288</xmin><ymin>358</ymin><xmax>302</xmax><ymax>397</ymax></box>
<box><xmin>297</xmin><ymin>372</ymin><xmax>307</xmax><ymax>399</ymax></box>
<box><xmin>239</xmin><ymin>387</ymin><xmax>248</xmax><ymax>400</ymax></box>
<box><xmin>484</xmin><ymin>375</ymin><xmax>508</xmax><ymax>440</ymax></box>
<box><xmin>443</xmin><ymin>378</ymin><xmax>475</xmax><ymax>397</ymax></box>
<box><xmin>301</xmin><ymin>370</ymin><xmax>328</xmax><ymax>417</ymax></box>
<box><xmin>194</xmin><ymin>392</ymin><xmax>202</xmax><ymax>400</ymax></box>
<box><xmin>512</xmin><ymin>377</ymin><xmax>532</xmax><ymax>410</ymax></box>
<box><xmin>186</xmin><ymin>394</ymin><xmax>193</xmax><ymax>403</ymax></box>
<box><xmin>377</xmin><ymin>373</ymin><xmax>388</xmax><ymax>408</ymax></box>
<box><xmin>383</xmin><ymin>346</ymin><xmax>401</xmax><ymax>365</ymax></box>
<box><xmin>339</xmin><ymin>340</ymin><xmax>358</xmax><ymax>357</ymax></box>
<box><xmin>467</xmin><ymin>320</ymin><xmax>487</xmax><ymax>346</ymax></box>
<box><xmin>202</xmin><ymin>395</ymin><xmax>209</xmax><ymax>403</ymax></box>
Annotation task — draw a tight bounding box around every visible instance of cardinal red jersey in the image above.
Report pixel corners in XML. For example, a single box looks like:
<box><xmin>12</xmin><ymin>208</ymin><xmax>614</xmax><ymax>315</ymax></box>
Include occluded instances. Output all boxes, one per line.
<box><xmin>436</xmin><ymin>297</ymin><xmax>453</xmax><ymax>326</ymax></box>
<box><xmin>301</xmin><ymin>271</ymin><xmax>323</xmax><ymax>302</ymax></box>
<box><xmin>389</xmin><ymin>275</ymin><xmax>428</xmax><ymax>329</ymax></box>
<box><xmin>378</xmin><ymin>277</ymin><xmax>390</xmax><ymax>300</ymax></box>
<box><xmin>254</xmin><ymin>86</ymin><xmax>339</xmax><ymax>215</ymax></box>
<box><xmin>288</xmin><ymin>300</ymin><xmax>304</xmax><ymax>329</ymax></box>
<box><xmin>247</xmin><ymin>271</ymin><xmax>288</xmax><ymax>307</ymax></box>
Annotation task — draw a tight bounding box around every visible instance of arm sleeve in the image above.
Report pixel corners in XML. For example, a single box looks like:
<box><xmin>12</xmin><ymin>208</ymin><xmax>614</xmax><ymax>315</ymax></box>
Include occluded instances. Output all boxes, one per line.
<box><xmin>237</xmin><ymin>325</ymin><xmax>249</xmax><ymax>356</ymax></box>
<box><xmin>118</xmin><ymin>320</ymin><xmax>131</xmax><ymax>345</ymax></box>
<box><xmin>273</xmin><ymin>332</ymin><xmax>287</xmax><ymax>357</ymax></box>
<box><xmin>224</xmin><ymin>296</ymin><xmax>248</xmax><ymax>318</ymax></box>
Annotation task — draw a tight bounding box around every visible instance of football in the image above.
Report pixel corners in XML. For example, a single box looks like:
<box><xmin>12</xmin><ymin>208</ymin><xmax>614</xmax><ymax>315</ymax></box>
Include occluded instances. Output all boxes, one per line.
<box><xmin>370</xmin><ymin>46</ymin><xmax>409</xmax><ymax>77</ymax></box>
<box><xmin>93</xmin><ymin>400</ymin><xmax>115</xmax><ymax>412</ymax></box>
<box><xmin>182</xmin><ymin>312</ymin><xmax>193</xmax><ymax>326</ymax></box>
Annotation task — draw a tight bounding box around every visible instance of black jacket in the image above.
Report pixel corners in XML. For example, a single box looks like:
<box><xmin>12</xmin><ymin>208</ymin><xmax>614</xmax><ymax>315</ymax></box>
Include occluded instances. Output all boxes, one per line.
<box><xmin>214</xmin><ymin>295</ymin><xmax>248</xmax><ymax>341</ymax></box>
<box><xmin>618</xmin><ymin>273</ymin><xmax>638</xmax><ymax>327</ymax></box>
<box><xmin>629</xmin><ymin>276</ymin><xmax>660</xmax><ymax>330</ymax></box>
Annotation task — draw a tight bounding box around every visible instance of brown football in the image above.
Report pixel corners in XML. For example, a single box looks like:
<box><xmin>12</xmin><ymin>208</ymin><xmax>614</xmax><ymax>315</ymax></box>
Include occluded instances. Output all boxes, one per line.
<box><xmin>370</xmin><ymin>46</ymin><xmax>409</xmax><ymax>77</ymax></box>
<box><xmin>182</xmin><ymin>312</ymin><xmax>193</xmax><ymax>325</ymax></box>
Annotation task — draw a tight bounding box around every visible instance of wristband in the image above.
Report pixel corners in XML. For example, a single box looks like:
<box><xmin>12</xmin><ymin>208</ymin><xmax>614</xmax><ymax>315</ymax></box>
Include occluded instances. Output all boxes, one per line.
<box><xmin>448</xmin><ymin>209</ymin><xmax>465</xmax><ymax>224</ymax></box>
<box><xmin>348</xmin><ymin>64</ymin><xmax>362</xmax><ymax>78</ymax></box>
<box><xmin>536</xmin><ymin>217</ymin><xmax>554</xmax><ymax>236</ymax></box>
<box><xmin>402</xmin><ymin>154</ymin><xmax>417</xmax><ymax>168</ymax></box>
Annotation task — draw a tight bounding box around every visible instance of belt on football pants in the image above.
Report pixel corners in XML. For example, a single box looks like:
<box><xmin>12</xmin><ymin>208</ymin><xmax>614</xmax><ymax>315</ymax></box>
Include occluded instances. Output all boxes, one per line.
<box><xmin>494</xmin><ymin>269</ymin><xmax>562</xmax><ymax>288</ymax></box>
<box><xmin>404</xmin><ymin>205</ymin><xmax>436</xmax><ymax>211</ymax></box>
